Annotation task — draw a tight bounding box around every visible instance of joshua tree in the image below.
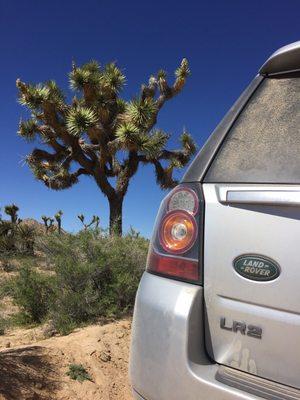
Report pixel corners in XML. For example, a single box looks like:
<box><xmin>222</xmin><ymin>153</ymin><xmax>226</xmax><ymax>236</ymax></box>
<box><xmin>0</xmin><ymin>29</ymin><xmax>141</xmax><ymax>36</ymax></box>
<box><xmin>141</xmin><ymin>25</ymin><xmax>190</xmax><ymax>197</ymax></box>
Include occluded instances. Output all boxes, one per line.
<box><xmin>54</xmin><ymin>210</ymin><xmax>63</xmax><ymax>234</ymax></box>
<box><xmin>77</xmin><ymin>214</ymin><xmax>100</xmax><ymax>231</ymax></box>
<box><xmin>94</xmin><ymin>215</ymin><xmax>100</xmax><ymax>230</ymax></box>
<box><xmin>4</xmin><ymin>204</ymin><xmax>20</xmax><ymax>224</ymax></box>
<box><xmin>17</xmin><ymin>59</ymin><xmax>196</xmax><ymax>235</ymax></box>
<box><xmin>41</xmin><ymin>215</ymin><xmax>54</xmax><ymax>234</ymax></box>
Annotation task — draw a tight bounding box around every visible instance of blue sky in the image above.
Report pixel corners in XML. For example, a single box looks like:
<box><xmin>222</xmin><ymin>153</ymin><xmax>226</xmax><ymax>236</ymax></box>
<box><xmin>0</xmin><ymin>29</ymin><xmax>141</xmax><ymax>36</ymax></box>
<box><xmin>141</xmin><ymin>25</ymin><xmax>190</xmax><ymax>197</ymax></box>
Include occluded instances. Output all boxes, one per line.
<box><xmin>1</xmin><ymin>0</ymin><xmax>300</xmax><ymax>236</ymax></box>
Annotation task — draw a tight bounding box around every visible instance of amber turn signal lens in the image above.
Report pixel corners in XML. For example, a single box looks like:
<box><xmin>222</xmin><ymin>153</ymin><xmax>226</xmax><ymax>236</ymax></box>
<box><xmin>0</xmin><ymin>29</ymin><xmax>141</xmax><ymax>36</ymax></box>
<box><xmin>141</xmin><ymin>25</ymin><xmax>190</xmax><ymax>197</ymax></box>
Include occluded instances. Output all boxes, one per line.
<box><xmin>159</xmin><ymin>210</ymin><xmax>197</xmax><ymax>254</ymax></box>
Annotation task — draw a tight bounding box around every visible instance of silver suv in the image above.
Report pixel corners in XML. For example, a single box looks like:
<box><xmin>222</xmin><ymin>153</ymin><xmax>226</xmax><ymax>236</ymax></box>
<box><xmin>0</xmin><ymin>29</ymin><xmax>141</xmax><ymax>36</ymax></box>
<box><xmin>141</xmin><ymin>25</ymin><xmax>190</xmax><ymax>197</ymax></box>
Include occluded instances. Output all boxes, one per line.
<box><xmin>130</xmin><ymin>41</ymin><xmax>300</xmax><ymax>400</ymax></box>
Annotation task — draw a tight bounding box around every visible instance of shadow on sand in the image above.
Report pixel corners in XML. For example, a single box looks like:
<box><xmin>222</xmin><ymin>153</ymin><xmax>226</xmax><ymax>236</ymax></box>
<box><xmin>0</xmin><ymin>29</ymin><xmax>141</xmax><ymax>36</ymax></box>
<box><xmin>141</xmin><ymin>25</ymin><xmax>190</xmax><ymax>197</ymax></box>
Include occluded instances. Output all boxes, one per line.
<box><xmin>0</xmin><ymin>346</ymin><xmax>60</xmax><ymax>400</ymax></box>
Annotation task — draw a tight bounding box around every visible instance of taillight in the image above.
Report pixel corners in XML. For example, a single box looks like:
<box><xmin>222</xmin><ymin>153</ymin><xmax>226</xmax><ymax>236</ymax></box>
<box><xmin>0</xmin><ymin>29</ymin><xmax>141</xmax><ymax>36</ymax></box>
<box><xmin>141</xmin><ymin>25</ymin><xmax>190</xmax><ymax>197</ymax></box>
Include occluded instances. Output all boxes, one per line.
<box><xmin>147</xmin><ymin>183</ymin><xmax>204</xmax><ymax>284</ymax></box>
<box><xmin>159</xmin><ymin>210</ymin><xmax>197</xmax><ymax>254</ymax></box>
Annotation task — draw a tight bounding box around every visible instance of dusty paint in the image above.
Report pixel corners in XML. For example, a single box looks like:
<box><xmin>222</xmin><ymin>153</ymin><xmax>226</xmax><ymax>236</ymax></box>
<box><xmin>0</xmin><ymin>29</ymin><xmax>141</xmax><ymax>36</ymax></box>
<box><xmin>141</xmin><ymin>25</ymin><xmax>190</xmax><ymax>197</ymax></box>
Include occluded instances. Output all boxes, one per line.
<box><xmin>230</xmin><ymin>340</ymin><xmax>257</xmax><ymax>375</ymax></box>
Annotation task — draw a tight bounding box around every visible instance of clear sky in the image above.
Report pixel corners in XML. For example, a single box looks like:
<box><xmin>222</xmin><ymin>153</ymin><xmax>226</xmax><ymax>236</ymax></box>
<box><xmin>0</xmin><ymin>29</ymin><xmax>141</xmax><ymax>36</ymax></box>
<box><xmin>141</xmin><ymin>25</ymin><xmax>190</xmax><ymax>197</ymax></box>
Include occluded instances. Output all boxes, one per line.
<box><xmin>1</xmin><ymin>0</ymin><xmax>300</xmax><ymax>236</ymax></box>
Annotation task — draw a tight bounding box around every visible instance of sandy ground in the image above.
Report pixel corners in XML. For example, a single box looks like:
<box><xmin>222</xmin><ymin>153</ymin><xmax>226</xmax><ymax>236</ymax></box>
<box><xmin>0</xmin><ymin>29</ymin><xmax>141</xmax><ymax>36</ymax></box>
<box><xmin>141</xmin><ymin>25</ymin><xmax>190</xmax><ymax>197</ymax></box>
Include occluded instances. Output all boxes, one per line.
<box><xmin>0</xmin><ymin>319</ymin><xmax>133</xmax><ymax>400</ymax></box>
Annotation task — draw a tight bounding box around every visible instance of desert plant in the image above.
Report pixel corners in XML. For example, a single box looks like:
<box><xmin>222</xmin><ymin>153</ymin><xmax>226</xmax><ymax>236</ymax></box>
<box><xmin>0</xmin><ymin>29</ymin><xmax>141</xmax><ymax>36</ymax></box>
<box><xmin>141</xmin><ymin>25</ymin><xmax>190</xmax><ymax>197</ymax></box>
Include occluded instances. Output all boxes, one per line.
<box><xmin>17</xmin><ymin>59</ymin><xmax>195</xmax><ymax>235</ymax></box>
<box><xmin>17</xmin><ymin>224</ymin><xmax>36</xmax><ymax>255</ymax></box>
<box><xmin>11</xmin><ymin>265</ymin><xmax>55</xmax><ymax>323</ymax></box>
<box><xmin>54</xmin><ymin>210</ymin><xmax>63</xmax><ymax>234</ymax></box>
<box><xmin>0</xmin><ymin>218</ymin><xmax>36</xmax><ymax>256</ymax></box>
<box><xmin>0</xmin><ymin>318</ymin><xmax>7</xmax><ymax>336</ymax></box>
<box><xmin>41</xmin><ymin>215</ymin><xmax>54</xmax><ymax>234</ymax></box>
<box><xmin>1</xmin><ymin>259</ymin><xmax>15</xmax><ymax>273</ymax></box>
<box><xmin>0</xmin><ymin>235</ymin><xmax>16</xmax><ymax>253</ymax></box>
<box><xmin>93</xmin><ymin>215</ymin><xmax>100</xmax><ymax>229</ymax></box>
<box><xmin>4</xmin><ymin>204</ymin><xmax>19</xmax><ymax>224</ymax></box>
<box><xmin>34</xmin><ymin>229</ymin><xmax>148</xmax><ymax>333</ymax></box>
<box><xmin>77</xmin><ymin>214</ymin><xmax>100</xmax><ymax>231</ymax></box>
<box><xmin>67</xmin><ymin>364</ymin><xmax>92</xmax><ymax>382</ymax></box>
<box><xmin>0</xmin><ymin>219</ymin><xmax>17</xmax><ymax>254</ymax></box>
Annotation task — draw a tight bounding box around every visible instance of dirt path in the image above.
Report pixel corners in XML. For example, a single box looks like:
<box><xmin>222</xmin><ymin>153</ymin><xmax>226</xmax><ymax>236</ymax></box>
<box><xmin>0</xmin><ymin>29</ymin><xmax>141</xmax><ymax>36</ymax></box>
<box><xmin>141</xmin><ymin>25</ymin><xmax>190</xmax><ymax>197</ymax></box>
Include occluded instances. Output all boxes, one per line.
<box><xmin>0</xmin><ymin>319</ymin><xmax>133</xmax><ymax>400</ymax></box>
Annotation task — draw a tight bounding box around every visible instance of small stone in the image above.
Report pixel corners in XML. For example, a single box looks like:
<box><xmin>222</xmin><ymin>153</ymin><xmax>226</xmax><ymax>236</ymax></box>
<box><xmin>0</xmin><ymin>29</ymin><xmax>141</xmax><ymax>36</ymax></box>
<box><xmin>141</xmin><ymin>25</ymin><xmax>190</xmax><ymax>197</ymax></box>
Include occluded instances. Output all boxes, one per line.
<box><xmin>35</xmin><ymin>382</ymin><xmax>43</xmax><ymax>390</ymax></box>
<box><xmin>5</xmin><ymin>342</ymin><xmax>10</xmax><ymax>348</ymax></box>
<box><xmin>99</xmin><ymin>351</ymin><xmax>111</xmax><ymax>362</ymax></box>
<box><xmin>90</xmin><ymin>350</ymin><xmax>96</xmax><ymax>356</ymax></box>
<box><xmin>117</xmin><ymin>332</ymin><xmax>124</xmax><ymax>339</ymax></box>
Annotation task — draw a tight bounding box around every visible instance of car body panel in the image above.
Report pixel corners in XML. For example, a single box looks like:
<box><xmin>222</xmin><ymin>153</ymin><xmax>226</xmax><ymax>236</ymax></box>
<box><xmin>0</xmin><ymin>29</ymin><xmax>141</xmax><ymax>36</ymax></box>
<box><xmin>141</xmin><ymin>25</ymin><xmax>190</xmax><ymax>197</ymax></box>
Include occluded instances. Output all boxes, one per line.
<box><xmin>203</xmin><ymin>183</ymin><xmax>300</xmax><ymax>389</ymax></box>
<box><xmin>130</xmin><ymin>272</ymin><xmax>260</xmax><ymax>400</ymax></box>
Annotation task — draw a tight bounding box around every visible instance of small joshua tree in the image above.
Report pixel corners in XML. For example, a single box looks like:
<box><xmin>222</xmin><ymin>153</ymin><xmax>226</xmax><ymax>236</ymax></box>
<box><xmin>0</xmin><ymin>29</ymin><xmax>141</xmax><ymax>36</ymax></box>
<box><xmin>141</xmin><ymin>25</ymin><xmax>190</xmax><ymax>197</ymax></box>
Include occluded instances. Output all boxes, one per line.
<box><xmin>4</xmin><ymin>204</ymin><xmax>20</xmax><ymax>224</ymax></box>
<box><xmin>17</xmin><ymin>59</ymin><xmax>196</xmax><ymax>235</ymax></box>
<box><xmin>93</xmin><ymin>215</ymin><xmax>100</xmax><ymax>230</ymax></box>
<box><xmin>78</xmin><ymin>214</ymin><xmax>100</xmax><ymax>231</ymax></box>
<box><xmin>54</xmin><ymin>210</ymin><xmax>63</xmax><ymax>234</ymax></box>
<box><xmin>41</xmin><ymin>215</ymin><xmax>54</xmax><ymax>234</ymax></box>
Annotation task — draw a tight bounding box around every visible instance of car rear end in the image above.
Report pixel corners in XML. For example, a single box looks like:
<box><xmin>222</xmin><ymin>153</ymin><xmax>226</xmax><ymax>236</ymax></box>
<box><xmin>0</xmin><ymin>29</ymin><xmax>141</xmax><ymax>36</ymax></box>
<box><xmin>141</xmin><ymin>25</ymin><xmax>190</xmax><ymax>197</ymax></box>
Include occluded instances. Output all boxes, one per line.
<box><xmin>130</xmin><ymin>41</ymin><xmax>300</xmax><ymax>400</ymax></box>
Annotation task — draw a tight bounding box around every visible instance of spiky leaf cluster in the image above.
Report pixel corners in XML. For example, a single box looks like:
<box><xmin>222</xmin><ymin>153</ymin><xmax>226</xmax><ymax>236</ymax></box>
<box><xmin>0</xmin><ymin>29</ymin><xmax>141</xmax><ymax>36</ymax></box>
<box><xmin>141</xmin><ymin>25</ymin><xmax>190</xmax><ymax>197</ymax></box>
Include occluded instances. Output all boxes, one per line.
<box><xmin>69</xmin><ymin>61</ymin><xmax>102</xmax><ymax>90</ymax></box>
<box><xmin>18</xmin><ymin>119</ymin><xmax>39</xmax><ymax>141</ymax></box>
<box><xmin>66</xmin><ymin>107</ymin><xmax>98</xmax><ymax>136</ymax></box>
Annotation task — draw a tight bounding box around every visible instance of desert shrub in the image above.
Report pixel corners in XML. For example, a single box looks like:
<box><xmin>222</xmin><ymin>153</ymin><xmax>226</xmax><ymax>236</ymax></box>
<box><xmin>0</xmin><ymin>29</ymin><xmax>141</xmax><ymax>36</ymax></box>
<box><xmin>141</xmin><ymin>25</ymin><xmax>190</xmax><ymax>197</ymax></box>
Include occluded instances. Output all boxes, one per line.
<box><xmin>67</xmin><ymin>364</ymin><xmax>92</xmax><ymax>382</ymax></box>
<box><xmin>10</xmin><ymin>265</ymin><xmax>55</xmax><ymax>323</ymax></box>
<box><xmin>0</xmin><ymin>315</ymin><xmax>9</xmax><ymax>335</ymax></box>
<box><xmin>17</xmin><ymin>224</ymin><xmax>36</xmax><ymax>255</ymax></box>
<box><xmin>48</xmin><ymin>230</ymin><xmax>147</xmax><ymax>333</ymax></box>
<box><xmin>11</xmin><ymin>229</ymin><xmax>148</xmax><ymax>334</ymax></box>
<box><xmin>0</xmin><ymin>220</ymin><xmax>36</xmax><ymax>256</ymax></box>
<box><xmin>0</xmin><ymin>233</ymin><xmax>16</xmax><ymax>254</ymax></box>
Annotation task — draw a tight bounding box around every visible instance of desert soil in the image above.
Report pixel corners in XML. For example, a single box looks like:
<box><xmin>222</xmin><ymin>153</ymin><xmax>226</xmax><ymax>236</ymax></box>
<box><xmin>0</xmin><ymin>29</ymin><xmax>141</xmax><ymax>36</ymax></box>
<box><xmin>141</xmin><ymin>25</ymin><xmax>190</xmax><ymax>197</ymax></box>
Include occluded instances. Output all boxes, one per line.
<box><xmin>0</xmin><ymin>318</ymin><xmax>133</xmax><ymax>400</ymax></box>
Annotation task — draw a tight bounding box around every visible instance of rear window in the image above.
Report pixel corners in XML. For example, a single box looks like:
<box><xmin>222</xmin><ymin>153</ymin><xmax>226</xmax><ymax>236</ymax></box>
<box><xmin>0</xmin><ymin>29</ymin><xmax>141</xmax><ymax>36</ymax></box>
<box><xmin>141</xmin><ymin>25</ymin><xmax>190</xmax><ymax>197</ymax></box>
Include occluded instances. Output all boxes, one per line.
<box><xmin>204</xmin><ymin>77</ymin><xmax>300</xmax><ymax>183</ymax></box>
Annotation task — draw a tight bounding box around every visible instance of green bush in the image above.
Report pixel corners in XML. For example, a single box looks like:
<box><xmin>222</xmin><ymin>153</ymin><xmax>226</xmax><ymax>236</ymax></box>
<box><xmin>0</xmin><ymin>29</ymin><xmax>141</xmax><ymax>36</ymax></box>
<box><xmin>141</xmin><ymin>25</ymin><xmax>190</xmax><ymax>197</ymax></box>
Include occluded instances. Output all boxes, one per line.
<box><xmin>0</xmin><ymin>317</ymin><xmax>7</xmax><ymax>335</ymax></box>
<box><xmin>67</xmin><ymin>364</ymin><xmax>92</xmax><ymax>382</ymax></box>
<box><xmin>11</xmin><ymin>229</ymin><xmax>148</xmax><ymax>333</ymax></box>
<box><xmin>11</xmin><ymin>265</ymin><xmax>55</xmax><ymax>323</ymax></box>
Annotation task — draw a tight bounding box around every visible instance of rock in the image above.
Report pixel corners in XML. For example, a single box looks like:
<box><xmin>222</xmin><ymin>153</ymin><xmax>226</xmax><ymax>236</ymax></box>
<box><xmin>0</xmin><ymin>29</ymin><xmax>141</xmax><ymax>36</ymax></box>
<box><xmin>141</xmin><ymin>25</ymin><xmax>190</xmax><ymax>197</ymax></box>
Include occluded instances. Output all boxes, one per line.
<box><xmin>5</xmin><ymin>342</ymin><xmax>10</xmax><ymax>348</ymax></box>
<box><xmin>99</xmin><ymin>350</ymin><xmax>111</xmax><ymax>362</ymax></box>
<box><xmin>42</xmin><ymin>320</ymin><xmax>57</xmax><ymax>338</ymax></box>
<box><xmin>116</xmin><ymin>332</ymin><xmax>124</xmax><ymax>339</ymax></box>
<box><xmin>34</xmin><ymin>382</ymin><xmax>43</xmax><ymax>390</ymax></box>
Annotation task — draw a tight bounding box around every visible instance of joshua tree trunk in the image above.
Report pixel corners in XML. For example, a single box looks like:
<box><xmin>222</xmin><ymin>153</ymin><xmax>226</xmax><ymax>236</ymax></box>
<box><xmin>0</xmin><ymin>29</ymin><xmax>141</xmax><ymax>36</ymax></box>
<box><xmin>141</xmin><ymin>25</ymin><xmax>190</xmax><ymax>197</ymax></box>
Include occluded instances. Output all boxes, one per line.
<box><xmin>109</xmin><ymin>196</ymin><xmax>123</xmax><ymax>236</ymax></box>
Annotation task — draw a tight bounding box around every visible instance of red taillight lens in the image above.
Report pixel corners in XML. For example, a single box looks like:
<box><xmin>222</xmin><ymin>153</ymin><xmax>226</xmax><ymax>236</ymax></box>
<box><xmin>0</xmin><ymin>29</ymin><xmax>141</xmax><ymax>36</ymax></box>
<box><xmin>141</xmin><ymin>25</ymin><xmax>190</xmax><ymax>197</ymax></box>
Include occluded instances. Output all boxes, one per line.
<box><xmin>159</xmin><ymin>210</ymin><xmax>197</xmax><ymax>254</ymax></box>
<box><xmin>148</xmin><ymin>251</ymin><xmax>199</xmax><ymax>281</ymax></box>
<box><xmin>146</xmin><ymin>183</ymin><xmax>203</xmax><ymax>284</ymax></box>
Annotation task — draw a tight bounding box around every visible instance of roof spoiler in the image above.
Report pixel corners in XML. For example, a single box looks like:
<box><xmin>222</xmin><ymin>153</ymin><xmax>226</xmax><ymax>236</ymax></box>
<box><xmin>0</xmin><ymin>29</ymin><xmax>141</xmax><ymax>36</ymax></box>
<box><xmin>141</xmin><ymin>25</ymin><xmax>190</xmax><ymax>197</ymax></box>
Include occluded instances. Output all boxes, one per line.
<box><xmin>260</xmin><ymin>41</ymin><xmax>300</xmax><ymax>76</ymax></box>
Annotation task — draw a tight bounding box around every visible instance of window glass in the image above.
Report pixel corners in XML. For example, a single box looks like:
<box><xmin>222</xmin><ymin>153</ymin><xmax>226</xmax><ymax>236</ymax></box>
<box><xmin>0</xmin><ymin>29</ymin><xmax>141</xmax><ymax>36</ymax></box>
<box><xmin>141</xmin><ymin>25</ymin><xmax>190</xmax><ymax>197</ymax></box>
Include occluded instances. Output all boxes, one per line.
<box><xmin>205</xmin><ymin>77</ymin><xmax>300</xmax><ymax>183</ymax></box>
